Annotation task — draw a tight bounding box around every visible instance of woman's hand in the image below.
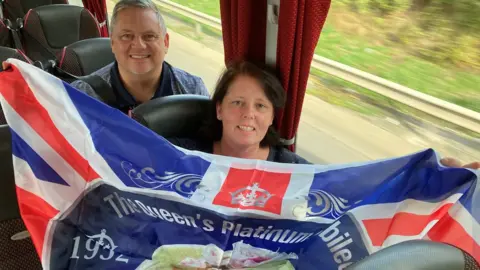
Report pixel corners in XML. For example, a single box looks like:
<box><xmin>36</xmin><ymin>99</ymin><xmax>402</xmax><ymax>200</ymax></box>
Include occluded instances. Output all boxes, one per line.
<box><xmin>440</xmin><ymin>158</ymin><xmax>480</xmax><ymax>169</ymax></box>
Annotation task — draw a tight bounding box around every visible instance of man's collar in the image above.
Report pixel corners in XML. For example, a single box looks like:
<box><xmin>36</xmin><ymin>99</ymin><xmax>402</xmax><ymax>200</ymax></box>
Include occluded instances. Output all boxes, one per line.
<box><xmin>110</xmin><ymin>61</ymin><xmax>171</xmax><ymax>110</ymax></box>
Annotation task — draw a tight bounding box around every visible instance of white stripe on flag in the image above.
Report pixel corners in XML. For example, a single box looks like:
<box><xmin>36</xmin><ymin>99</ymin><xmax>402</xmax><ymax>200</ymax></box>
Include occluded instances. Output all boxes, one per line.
<box><xmin>9</xmin><ymin>59</ymin><xmax>124</xmax><ymax>187</ymax></box>
<box><xmin>380</xmin><ymin>220</ymin><xmax>437</xmax><ymax>248</ymax></box>
<box><xmin>1</xmin><ymin>99</ymin><xmax>87</xmax><ymax>192</ymax></box>
<box><xmin>348</xmin><ymin>193</ymin><xmax>463</xmax><ymax>253</ymax></box>
<box><xmin>448</xmin><ymin>201</ymin><xmax>480</xmax><ymax>246</ymax></box>
<box><xmin>13</xmin><ymin>156</ymin><xmax>83</xmax><ymax>211</ymax></box>
<box><xmin>190</xmin><ymin>160</ymin><xmax>230</xmax><ymax>207</ymax></box>
<box><xmin>281</xmin><ymin>167</ymin><xmax>315</xmax><ymax>219</ymax></box>
<box><xmin>350</xmin><ymin>193</ymin><xmax>463</xmax><ymax>219</ymax></box>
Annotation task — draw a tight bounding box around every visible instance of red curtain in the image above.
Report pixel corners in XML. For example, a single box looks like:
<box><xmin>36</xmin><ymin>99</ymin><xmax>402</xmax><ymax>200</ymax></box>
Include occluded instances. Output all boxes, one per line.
<box><xmin>82</xmin><ymin>0</ymin><xmax>109</xmax><ymax>37</ymax></box>
<box><xmin>219</xmin><ymin>0</ymin><xmax>331</xmax><ymax>151</ymax></box>
<box><xmin>276</xmin><ymin>0</ymin><xmax>331</xmax><ymax>151</ymax></box>
<box><xmin>219</xmin><ymin>0</ymin><xmax>267</xmax><ymax>65</ymax></box>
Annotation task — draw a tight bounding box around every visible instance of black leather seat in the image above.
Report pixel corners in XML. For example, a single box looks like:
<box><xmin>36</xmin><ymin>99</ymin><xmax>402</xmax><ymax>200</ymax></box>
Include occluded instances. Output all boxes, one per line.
<box><xmin>0</xmin><ymin>19</ymin><xmax>14</xmax><ymax>48</ymax></box>
<box><xmin>131</xmin><ymin>94</ymin><xmax>211</xmax><ymax>138</ymax></box>
<box><xmin>20</xmin><ymin>4</ymin><xmax>100</xmax><ymax>62</ymax></box>
<box><xmin>0</xmin><ymin>45</ymin><xmax>31</xmax><ymax>69</ymax></box>
<box><xmin>348</xmin><ymin>240</ymin><xmax>479</xmax><ymax>270</ymax></box>
<box><xmin>57</xmin><ymin>37</ymin><xmax>114</xmax><ymax>77</ymax></box>
<box><xmin>1</xmin><ymin>0</ymin><xmax>68</xmax><ymax>23</ymax></box>
<box><xmin>0</xmin><ymin>125</ymin><xmax>42</xmax><ymax>269</ymax></box>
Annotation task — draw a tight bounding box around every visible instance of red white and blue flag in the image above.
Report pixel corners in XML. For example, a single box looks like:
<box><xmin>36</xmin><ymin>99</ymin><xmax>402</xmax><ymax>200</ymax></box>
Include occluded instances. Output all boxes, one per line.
<box><xmin>0</xmin><ymin>58</ymin><xmax>478</xmax><ymax>269</ymax></box>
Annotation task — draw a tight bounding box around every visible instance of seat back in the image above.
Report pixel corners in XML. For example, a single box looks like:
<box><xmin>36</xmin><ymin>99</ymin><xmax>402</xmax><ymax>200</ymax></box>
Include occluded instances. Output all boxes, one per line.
<box><xmin>0</xmin><ymin>125</ymin><xmax>42</xmax><ymax>269</ymax></box>
<box><xmin>57</xmin><ymin>37</ymin><xmax>114</xmax><ymax>77</ymax></box>
<box><xmin>348</xmin><ymin>240</ymin><xmax>479</xmax><ymax>270</ymax></box>
<box><xmin>21</xmin><ymin>4</ymin><xmax>100</xmax><ymax>62</ymax></box>
<box><xmin>2</xmin><ymin>0</ymin><xmax>68</xmax><ymax>22</ymax></box>
<box><xmin>0</xmin><ymin>45</ymin><xmax>31</xmax><ymax>67</ymax></box>
<box><xmin>131</xmin><ymin>94</ymin><xmax>212</xmax><ymax>139</ymax></box>
<box><xmin>0</xmin><ymin>19</ymin><xmax>14</xmax><ymax>47</ymax></box>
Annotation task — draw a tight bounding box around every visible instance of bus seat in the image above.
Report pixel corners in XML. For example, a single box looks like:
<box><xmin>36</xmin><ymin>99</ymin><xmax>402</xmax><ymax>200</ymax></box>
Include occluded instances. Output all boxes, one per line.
<box><xmin>131</xmin><ymin>94</ymin><xmax>211</xmax><ymax>139</ymax></box>
<box><xmin>1</xmin><ymin>0</ymin><xmax>68</xmax><ymax>23</ymax></box>
<box><xmin>57</xmin><ymin>37</ymin><xmax>114</xmax><ymax>77</ymax></box>
<box><xmin>20</xmin><ymin>4</ymin><xmax>100</xmax><ymax>63</ymax></box>
<box><xmin>348</xmin><ymin>239</ymin><xmax>479</xmax><ymax>270</ymax></box>
<box><xmin>0</xmin><ymin>125</ymin><xmax>42</xmax><ymax>269</ymax></box>
<box><xmin>0</xmin><ymin>19</ymin><xmax>14</xmax><ymax>48</ymax></box>
<box><xmin>0</xmin><ymin>46</ymin><xmax>32</xmax><ymax>68</ymax></box>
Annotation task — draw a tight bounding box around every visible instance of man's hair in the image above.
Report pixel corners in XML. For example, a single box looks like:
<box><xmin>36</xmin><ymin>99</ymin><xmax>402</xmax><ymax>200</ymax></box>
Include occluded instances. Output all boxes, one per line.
<box><xmin>109</xmin><ymin>0</ymin><xmax>167</xmax><ymax>35</ymax></box>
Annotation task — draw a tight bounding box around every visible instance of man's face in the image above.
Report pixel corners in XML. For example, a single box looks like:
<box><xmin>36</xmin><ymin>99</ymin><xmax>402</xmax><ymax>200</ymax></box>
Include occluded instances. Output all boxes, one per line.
<box><xmin>111</xmin><ymin>7</ymin><xmax>169</xmax><ymax>76</ymax></box>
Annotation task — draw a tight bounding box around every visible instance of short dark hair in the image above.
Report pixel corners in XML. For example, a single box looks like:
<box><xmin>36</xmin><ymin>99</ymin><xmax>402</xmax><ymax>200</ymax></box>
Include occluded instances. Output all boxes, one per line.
<box><xmin>110</xmin><ymin>0</ymin><xmax>167</xmax><ymax>36</ymax></box>
<box><xmin>200</xmin><ymin>61</ymin><xmax>286</xmax><ymax>147</ymax></box>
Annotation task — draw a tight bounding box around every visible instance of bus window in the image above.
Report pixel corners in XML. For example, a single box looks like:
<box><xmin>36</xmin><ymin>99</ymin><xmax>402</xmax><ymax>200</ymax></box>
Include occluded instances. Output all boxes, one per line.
<box><xmin>304</xmin><ymin>0</ymin><xmax>479</xmax><ymax>164</ymax></box>
<box><xmin>68</xmin><ymin>0</ymin><xmax>84</xmax><ymax>7</ymax></box>
<box><xmin>106</xmin><ymin>0</ymin><xmax>478</xmax><ymax>165</ymax></box>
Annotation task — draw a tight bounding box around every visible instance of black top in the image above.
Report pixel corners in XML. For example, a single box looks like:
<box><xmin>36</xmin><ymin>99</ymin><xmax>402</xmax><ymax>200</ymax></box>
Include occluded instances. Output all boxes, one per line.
<box><xmin>110</xmin><ymin>61</ymin><xmax>173</xmax><ymax>114</ymax></box>
<box><xmin>167</xmin><ymin>137</ymin><xmax>311</xmax><ymax>164</ymax></box>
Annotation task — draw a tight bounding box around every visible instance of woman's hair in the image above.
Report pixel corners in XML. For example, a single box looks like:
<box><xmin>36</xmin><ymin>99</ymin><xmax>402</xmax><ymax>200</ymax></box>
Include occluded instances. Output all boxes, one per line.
<box><xmin>200</xmin><ymin>60</ymin><xmax>286</xmax><ymax>147</ymax></box>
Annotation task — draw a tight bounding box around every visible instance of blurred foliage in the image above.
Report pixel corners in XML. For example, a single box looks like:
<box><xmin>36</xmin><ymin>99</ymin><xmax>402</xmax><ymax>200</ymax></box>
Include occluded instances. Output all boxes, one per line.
<box><xmin>144</xmin><ymin>0</ymin><xmax>479</xmax><ymax>111</ymax></box>
<box><xmin>336</xmin><ymin>0</ymin><xmax>480</xmax><ymax>70</ymax></box>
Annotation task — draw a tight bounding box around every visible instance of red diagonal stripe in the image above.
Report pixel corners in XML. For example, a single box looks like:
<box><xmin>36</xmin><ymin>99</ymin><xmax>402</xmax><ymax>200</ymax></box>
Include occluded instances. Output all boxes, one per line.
<box><xmin>363</xmin><ymin>203</ymin><xmax>453</xmax><ymax>246</ymax></box>
<box><xmin>0</xmin><ymin>66</ymin><xmax>99</xmax><ymax>182</ymax></box>
<box><xmin>16</xmin><ymin>187</ymin><xmax>59</xmax><ymax>259</ymax></box>
<box><xmin>428</xmin><ymin>213</ymin><xmax>479</xmax><ymax>264</ymax></box>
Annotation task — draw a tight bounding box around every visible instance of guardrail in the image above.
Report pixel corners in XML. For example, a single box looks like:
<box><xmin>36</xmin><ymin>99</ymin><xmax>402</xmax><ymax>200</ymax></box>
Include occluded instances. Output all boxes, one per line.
<box><xmin>156</xmin><ymin>0</ymin><xmax>480</xmax><ymax>134</ymax></box>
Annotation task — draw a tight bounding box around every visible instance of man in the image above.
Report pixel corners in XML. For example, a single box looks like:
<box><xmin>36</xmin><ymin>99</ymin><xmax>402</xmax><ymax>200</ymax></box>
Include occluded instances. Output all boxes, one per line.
<box><xmin>71</xmin><ymin>0</ymin><xmax>209</xmax><ymax>114</ymax></box>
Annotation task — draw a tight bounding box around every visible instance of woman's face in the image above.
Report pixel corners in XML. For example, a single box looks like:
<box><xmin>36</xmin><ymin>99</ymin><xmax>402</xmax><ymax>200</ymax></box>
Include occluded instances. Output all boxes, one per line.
<box><xmin>216</xmin><ymin>75</ymin><xmax>275</xmax><ymax>148</ymax></box>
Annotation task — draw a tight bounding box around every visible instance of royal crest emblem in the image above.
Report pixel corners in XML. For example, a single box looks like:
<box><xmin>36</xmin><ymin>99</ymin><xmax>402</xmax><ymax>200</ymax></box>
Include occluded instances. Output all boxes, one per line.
<box><xmin>230</xmin><ymin>183</ymin><xmax>272</xmax><ymax>207</ymax></box>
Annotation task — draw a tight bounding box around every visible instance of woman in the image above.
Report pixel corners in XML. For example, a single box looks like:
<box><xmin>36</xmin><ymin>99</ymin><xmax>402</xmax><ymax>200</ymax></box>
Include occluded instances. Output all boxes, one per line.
<box><xmin>167</xmin><ymin>60</ymin><xmax>479</xmax><ymax>169</ymax></box>
<box><xmin>168</xmin><ymin>61</ymin><xmax>310</xmax><ymax>164</ymax></box>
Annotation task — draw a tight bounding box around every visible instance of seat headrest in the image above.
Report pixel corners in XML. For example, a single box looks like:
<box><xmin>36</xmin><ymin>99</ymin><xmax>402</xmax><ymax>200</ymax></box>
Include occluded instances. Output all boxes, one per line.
<box><xmin>132</xmin><ymin>95</ymin><xmax>212</xmax><ymax>139</ymax></box>
<box><xmin>58</xmin><ymin>38</ymin><xmax>114</xmax><ymax>76</ymax></box>
<box><xmin>0</xmin><ymin>125</ymin><xmax>21</xmax><ymax>221</ymax></box>
<box><xmin>24</xmin><ymin>4</ymin><xmax>100</xmax><ymax>50</ymax></box>
<box><xmin>2</xmin><ymin>0</ymin><xmax>67</xmax><ymax>21</ymax></box>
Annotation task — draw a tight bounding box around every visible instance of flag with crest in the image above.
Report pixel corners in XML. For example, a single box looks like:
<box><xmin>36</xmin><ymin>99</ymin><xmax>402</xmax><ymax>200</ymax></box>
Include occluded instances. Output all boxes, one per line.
<box><xmin>0</xmin><ymin>58</ymin><xmax>478</xmax><ymax>269</ymax></box>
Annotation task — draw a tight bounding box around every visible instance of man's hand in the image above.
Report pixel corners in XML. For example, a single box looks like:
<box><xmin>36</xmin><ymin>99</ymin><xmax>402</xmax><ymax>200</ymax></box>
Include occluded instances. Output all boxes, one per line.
<box><xmin>440</xmin><ymin>158</ymin><xmax>480</xmax><ymax>169</ymax></box>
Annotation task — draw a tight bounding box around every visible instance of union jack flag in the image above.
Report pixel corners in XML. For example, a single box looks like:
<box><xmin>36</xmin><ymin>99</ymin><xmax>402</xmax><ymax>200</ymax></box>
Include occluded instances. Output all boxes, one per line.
<box><xmin>0</xmin><ymin>58</ymin><xmax>478</xmax><ymax>269</ymax></box>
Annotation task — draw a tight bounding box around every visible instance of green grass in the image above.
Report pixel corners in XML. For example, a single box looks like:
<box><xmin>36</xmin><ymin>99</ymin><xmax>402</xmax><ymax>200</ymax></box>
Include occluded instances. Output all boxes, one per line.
<box><xmin>167</xmin><ymin>0</ymin><xmax>220</xmax><ymax>18</ymax></box>
<box><xmin>308</xmin><ymin>69</ymin><xmax>392</xmax><ymax>116</ymax></box>
<box><xmin>168</xmin><ymin>0</ymin><xmax>480</xmax><ymax>113</ymax></box>
<box><xmin>315</xmin><ymin>23</ymin><xmax>480</xmax><ymax>112</ymax></box>
<box><xmin>308</xmin><ymin>68</ymin><xmax>480</xmax><ymax>138</ymax></box>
